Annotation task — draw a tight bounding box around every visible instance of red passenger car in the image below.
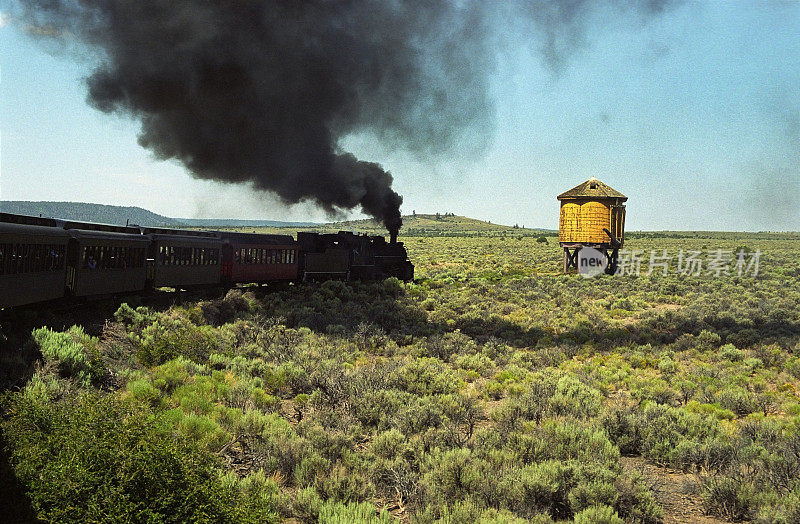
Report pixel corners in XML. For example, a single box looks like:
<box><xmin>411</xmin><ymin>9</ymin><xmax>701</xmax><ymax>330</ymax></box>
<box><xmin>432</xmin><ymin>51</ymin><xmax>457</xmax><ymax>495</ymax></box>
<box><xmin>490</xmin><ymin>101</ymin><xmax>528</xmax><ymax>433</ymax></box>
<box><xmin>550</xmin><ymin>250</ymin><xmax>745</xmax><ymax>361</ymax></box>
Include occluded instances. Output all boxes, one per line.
<box><xmin>219</xmin><ymin>232</ymin><xmax>298</xmax><ymax>284</ymax></box>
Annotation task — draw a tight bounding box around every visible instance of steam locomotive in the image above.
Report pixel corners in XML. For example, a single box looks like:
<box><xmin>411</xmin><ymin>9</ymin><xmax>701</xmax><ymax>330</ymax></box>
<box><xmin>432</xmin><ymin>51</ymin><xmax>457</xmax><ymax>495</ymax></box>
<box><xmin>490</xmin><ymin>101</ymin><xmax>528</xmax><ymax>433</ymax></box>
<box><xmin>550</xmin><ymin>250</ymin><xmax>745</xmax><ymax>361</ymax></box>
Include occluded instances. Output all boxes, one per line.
<box><xmin>0</xmin><ymin>212</ymin><xmax>414</xmax><ymax>310</ymax></box>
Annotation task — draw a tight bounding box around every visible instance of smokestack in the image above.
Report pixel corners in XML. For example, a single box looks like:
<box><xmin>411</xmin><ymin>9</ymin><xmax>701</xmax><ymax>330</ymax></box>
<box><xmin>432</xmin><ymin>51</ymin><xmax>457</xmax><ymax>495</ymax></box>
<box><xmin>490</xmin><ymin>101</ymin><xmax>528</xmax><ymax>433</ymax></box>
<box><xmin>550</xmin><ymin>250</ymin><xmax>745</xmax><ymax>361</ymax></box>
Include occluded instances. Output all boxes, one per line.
<box><xmin>390</xmin><ymin>229</ymin><xmax>398</xmax><ymax>244</ymax></box>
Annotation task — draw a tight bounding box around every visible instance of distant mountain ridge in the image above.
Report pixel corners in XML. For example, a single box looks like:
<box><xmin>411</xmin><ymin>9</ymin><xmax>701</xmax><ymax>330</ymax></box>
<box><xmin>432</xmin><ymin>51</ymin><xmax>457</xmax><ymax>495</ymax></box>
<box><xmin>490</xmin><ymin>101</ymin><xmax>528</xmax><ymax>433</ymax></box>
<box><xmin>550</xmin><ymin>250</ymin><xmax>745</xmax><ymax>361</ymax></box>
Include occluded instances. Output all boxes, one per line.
<box><xmin>0</xmin><ymin>201</ymin><xmax>317</xmax><ymax>228</ymax></box>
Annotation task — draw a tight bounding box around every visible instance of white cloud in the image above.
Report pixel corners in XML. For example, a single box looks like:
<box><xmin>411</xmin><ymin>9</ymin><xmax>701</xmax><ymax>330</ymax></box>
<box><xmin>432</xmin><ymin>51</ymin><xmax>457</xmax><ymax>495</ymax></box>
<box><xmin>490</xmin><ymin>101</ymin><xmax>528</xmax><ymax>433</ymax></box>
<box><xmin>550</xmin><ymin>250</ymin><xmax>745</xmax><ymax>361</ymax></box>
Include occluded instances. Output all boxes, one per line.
<box><xmin>0</xmin><ymin>13</ymin><xmax>9</xmax><ymax>29</ymax></box>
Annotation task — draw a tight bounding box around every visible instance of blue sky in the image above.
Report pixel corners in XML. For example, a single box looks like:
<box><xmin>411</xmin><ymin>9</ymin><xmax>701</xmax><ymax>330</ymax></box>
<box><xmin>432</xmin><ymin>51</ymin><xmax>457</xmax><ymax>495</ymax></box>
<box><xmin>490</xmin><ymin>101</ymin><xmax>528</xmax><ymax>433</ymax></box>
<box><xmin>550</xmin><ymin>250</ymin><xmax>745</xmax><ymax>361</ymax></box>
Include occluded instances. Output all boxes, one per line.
<box><xmin>1</xmin><ymin>2</ymin><xmax>799</xmax><ymax>230</ymax></box>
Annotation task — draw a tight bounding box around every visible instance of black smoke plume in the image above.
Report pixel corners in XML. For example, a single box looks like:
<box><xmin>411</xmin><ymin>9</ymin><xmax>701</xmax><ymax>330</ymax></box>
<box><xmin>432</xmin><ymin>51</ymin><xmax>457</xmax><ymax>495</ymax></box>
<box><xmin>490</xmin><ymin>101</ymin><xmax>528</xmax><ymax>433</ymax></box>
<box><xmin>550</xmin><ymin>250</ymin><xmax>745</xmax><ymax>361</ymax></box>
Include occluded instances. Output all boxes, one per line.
<box><xmin>14</xmin><ymin>1</ymin><xmax>496</xmax><ymax>234</ymax></box>
<box><xmin>13</xmin><ymin>1</ymin><xmax>681</xmax><ymax>234</ymax></box>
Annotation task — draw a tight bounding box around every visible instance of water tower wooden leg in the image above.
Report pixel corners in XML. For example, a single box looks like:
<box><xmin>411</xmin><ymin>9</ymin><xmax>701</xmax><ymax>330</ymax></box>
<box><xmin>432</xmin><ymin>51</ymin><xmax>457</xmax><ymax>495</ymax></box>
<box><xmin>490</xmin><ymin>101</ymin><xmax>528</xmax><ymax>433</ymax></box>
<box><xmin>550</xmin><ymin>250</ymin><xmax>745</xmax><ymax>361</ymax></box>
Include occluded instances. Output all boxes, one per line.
<box><xmin>606</xmin><ymin>248</ymin><xmax>619</xmax><ymax>275</ymax></box>
<box><xmin>563</xmin><ymin>247</ymin><xmax>580</xmax><ymax>273</ymax></box>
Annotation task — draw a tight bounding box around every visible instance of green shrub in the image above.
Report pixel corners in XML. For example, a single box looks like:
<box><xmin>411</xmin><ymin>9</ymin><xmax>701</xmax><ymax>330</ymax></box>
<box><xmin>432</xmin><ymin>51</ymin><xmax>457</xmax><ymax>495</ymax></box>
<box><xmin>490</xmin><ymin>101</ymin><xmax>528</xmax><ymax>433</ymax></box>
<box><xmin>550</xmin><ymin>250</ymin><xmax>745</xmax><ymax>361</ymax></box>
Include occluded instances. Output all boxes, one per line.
<box><xmin>32</xmin><ymin>326</ymin><xmax>104</xmax><ymax>386</ymax></box>
<box><xmin>318</xmin><ymin>500</ymin><xmax>392</xmax><ymax>523</ymax></box>
<box><xmin>573</xmin><ymin>504</ymin><xmax>623</xmax><ymax>524</ymax></box>
<box><xmin>1</xmin><ymin>392</ymin><xmax>275</xmax><ymax>522</ymax></box>
<box><xmin>135</xmin><ymin>310</ymin><xmax>232</xmax><ymax>366</ymax></box>
<box><xmin>114</xmin><ymin>303</ymin><xmax>156</xmax><ymax>330</ymax></box>
<box><xmin>701</xmin><ymin>475</ymin><xmax>755</xmax><ymax>521</ymax></box>
<box><xmin>293</xmin><ymin>486</ymin><xmax>323</xmax><ymax>523</ymax></box>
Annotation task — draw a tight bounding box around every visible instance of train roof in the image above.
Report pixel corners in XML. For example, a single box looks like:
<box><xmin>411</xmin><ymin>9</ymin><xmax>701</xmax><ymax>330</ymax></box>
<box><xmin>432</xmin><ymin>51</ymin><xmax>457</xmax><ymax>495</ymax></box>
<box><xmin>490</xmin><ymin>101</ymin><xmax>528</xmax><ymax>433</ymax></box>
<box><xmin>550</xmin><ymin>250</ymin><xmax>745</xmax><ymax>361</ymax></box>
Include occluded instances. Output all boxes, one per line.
<box><xmin>60</xmin><ymin>220</ymin><xmax>142</xmax><ymax>234</ymax></box>
<box><xmin>67</xmin><ymin>228</ymin><xmax>151</xmax><ymax>243</ymax></box>
<box><xmin>140</xmin><ymin>227</ymin><xmax>220</xmax><ymax>238</ymax></box>
<box><xmin>216</xmin><ymin>231</ymin><xmax>296</xmax><ymax>245</ymax></box>
<box><xmin>147</xmin><ymin>233</ymin><xmax>223</xmax><ymax>246</ymax></box>
<box><xmin>0</xmin><ymin>212</ymin><xmax>59</xmax><ymax>227</ymax></box>
<box><xmin>0</xmin><ymin>221</ymin><xmax>70</xmax><ymax>240</ymax></box>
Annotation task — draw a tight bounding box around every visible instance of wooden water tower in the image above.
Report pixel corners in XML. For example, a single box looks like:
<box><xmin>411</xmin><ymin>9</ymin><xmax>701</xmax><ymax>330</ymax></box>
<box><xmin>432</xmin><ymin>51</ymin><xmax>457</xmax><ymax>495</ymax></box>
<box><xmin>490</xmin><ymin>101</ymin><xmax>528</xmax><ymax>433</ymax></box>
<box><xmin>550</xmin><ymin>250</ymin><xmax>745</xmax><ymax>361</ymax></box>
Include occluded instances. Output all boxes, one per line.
<box><xmin>558</xmin><ymin>177</ymin><xmax>627</xmax><ymax>274</ymax></box>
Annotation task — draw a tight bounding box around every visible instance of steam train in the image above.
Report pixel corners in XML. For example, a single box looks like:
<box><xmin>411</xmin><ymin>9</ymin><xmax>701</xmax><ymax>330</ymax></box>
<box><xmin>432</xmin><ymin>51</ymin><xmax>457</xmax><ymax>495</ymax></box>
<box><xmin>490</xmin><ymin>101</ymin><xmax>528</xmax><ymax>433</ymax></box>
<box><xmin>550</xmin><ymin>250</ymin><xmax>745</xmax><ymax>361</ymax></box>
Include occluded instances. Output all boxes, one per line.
<box><xmin>0</xmin><ymin>212</ymin><xmax>414</xmax><ymax>310</ymax></box>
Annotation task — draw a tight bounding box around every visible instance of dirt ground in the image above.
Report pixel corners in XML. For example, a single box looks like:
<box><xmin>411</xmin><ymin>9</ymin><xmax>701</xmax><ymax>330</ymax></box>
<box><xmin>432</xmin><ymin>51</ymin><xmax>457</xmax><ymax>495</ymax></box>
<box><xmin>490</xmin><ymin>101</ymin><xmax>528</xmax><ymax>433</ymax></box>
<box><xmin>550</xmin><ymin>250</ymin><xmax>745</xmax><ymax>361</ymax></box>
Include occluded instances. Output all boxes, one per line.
<box><xmin>620</xmin><ymin>456</ymin><xmax>728</xmax><ymax>524</ymax></box>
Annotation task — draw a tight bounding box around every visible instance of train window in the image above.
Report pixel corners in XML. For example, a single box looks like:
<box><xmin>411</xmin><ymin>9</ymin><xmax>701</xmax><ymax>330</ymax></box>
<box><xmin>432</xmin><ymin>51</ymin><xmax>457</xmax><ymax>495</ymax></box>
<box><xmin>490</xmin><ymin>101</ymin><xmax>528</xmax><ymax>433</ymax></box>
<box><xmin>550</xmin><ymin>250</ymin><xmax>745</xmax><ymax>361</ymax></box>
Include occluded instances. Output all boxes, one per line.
<box><xmin>51</xmin><ymin>245</ymin><xmax>60</xmax><ymax>270</ymax></box>
<box><xmin>15</xmin><ymin>244</ymin><xmax>22</xmax><ymax>274</ymax></box>
<box><xmin>28</xmin><ymin>245</ymin><xmax>38</xmax><ymax>272</ymax></box>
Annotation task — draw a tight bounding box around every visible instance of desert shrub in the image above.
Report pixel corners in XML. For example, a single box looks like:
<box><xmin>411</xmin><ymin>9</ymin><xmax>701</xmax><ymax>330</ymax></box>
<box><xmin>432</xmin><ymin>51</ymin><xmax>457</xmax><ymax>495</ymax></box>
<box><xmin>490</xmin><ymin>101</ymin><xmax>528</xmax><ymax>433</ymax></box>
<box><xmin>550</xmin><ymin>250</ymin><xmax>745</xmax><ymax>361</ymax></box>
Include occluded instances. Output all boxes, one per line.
<box><xmin>114</xmin><ymin>303</ymin><xmax>156</xmax><ymax>330</ymax></box>
<box><xmin>136</xmin><ymin>312</ymin><xmax>231</xmax><ymax>366</ymax></box>
<box><xmin>496</xmin><ymin>461</ymin><xmax>612</xmax><ymax>520</ymax></box>
<box><xmin>200</xmin><ymin>289</ymin><xmax>254</xmax><ymax>325</ymax></box>
<box><xmin>1</xmin><ymin>392</ymin><xmax>273</xmax><ymax>523</ymax></box>
<box><xmin>573</xmin><ymin>504</ymin><xmax>623</xmax><ymax>524</ymax></box>
<box><xmin>127</xmin><ymin>378</ymin><xmax>162</xmax><ymax>406</ymax></box>
<box><xmin>420</xmin><ymin>448</ymin><xmax>481</xmax><ymax>509</ymax></box>
<box><xmin>317</xmin><ymin>500</ymin><xmax>392</xmax><ymax>523</ymax></box>
<box><xmin>613</xmin><ymin>471</ymin><xmax>663</xmax><ymax>523</ymax></box>
<box><xmin>400</xmin><ymin>357</ymin><xmax>462</xmax><ymax>396</ymax></box>
<box><xmin>293</xmin><ymin>487</ymin><xmax>323</xmax><ymax>523</ymax></box>
<box><xmin>31</xmin><ymin>326</ymin><xmax>104</xmax><ymax>386</ymax></box>
<box><xmin>716</xmin><ymin>386</ymin><xmax>758</xmax><ymax>416</ymax></box>
<box><xmin>719</xmin><ymin>343</ymin><xmax>744</xmax><ymax>362</ymax></box>
<box><xmin>314</xmin><ymin>463</ymin><xmax>375</xmax><ymax>503</ymax></box>
<box><xmin>701</xmin><ymin>475</ymin><xmax>756</xmax><ymax>521</ymax></box>
<box><xmin>549</xmin><ymin>375</ymin><xmax>603</xmax><ymax>419</ymax></box>
<box><xmin>697</xmin><ymin>329</ymin><xmax>723</xmax><ymax>349</ymax></box>
<box><xmin>755</xmin><ymin>488</ymin><xmax>800</xmax><ymax>523</ymax></box>
<box><xmin>567</xmin><ymin>479</ymin><xmax>618</xmax><ymax>514</ymax></box>
<box><xmin>247</xmin><ymin>413</ymin><xmax>311</xmax><ymax>479</ymax></box>
<box><xmin>603</xmin><ymin>403</ymin><xmax>721</xmax><ymax>467</ymax></box>
<box><xmin>353</xmin><ymin>388</ymin><xmax>414</xmax><ymax>430</ymax></box>
<box><xmin>223</xmin><ymin>470</ymin><xmax>283</xmax><ymax>524</ymax></box>
<box><xmin>453</xmin><ymin>353</ymin><xmax>493</xmax><ymax>375</ymax></box>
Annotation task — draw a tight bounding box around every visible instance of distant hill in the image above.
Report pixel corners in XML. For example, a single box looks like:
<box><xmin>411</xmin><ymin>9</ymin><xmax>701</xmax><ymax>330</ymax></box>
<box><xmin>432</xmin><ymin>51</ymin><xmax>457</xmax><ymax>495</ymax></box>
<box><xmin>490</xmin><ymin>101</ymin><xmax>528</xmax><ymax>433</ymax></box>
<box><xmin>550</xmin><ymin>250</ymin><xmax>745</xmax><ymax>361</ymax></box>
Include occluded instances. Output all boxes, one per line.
<box><xmin>0</xmin><ymin>202</ymin><xmax>554</xmax><ymax>236</ymax></box>
<box><xmin>0</xmin><ymin>201</ymin><xmax>316</xmax><ymax>228</ymax></box>
<box><xmin>238</xmin><ymin>213</ymin><xmax>557</xmax><ymax>238</ymax></box>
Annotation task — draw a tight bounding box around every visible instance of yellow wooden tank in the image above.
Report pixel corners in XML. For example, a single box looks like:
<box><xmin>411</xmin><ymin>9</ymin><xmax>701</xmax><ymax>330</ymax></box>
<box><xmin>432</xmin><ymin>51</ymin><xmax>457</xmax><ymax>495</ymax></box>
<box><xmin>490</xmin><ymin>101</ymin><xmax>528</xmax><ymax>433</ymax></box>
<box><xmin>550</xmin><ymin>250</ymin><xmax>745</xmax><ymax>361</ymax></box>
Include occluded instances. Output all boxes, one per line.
<box><xmin>558</xmin><ymin>177</ymin><xmax>627</xmax><ymax>246</ymax></box>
